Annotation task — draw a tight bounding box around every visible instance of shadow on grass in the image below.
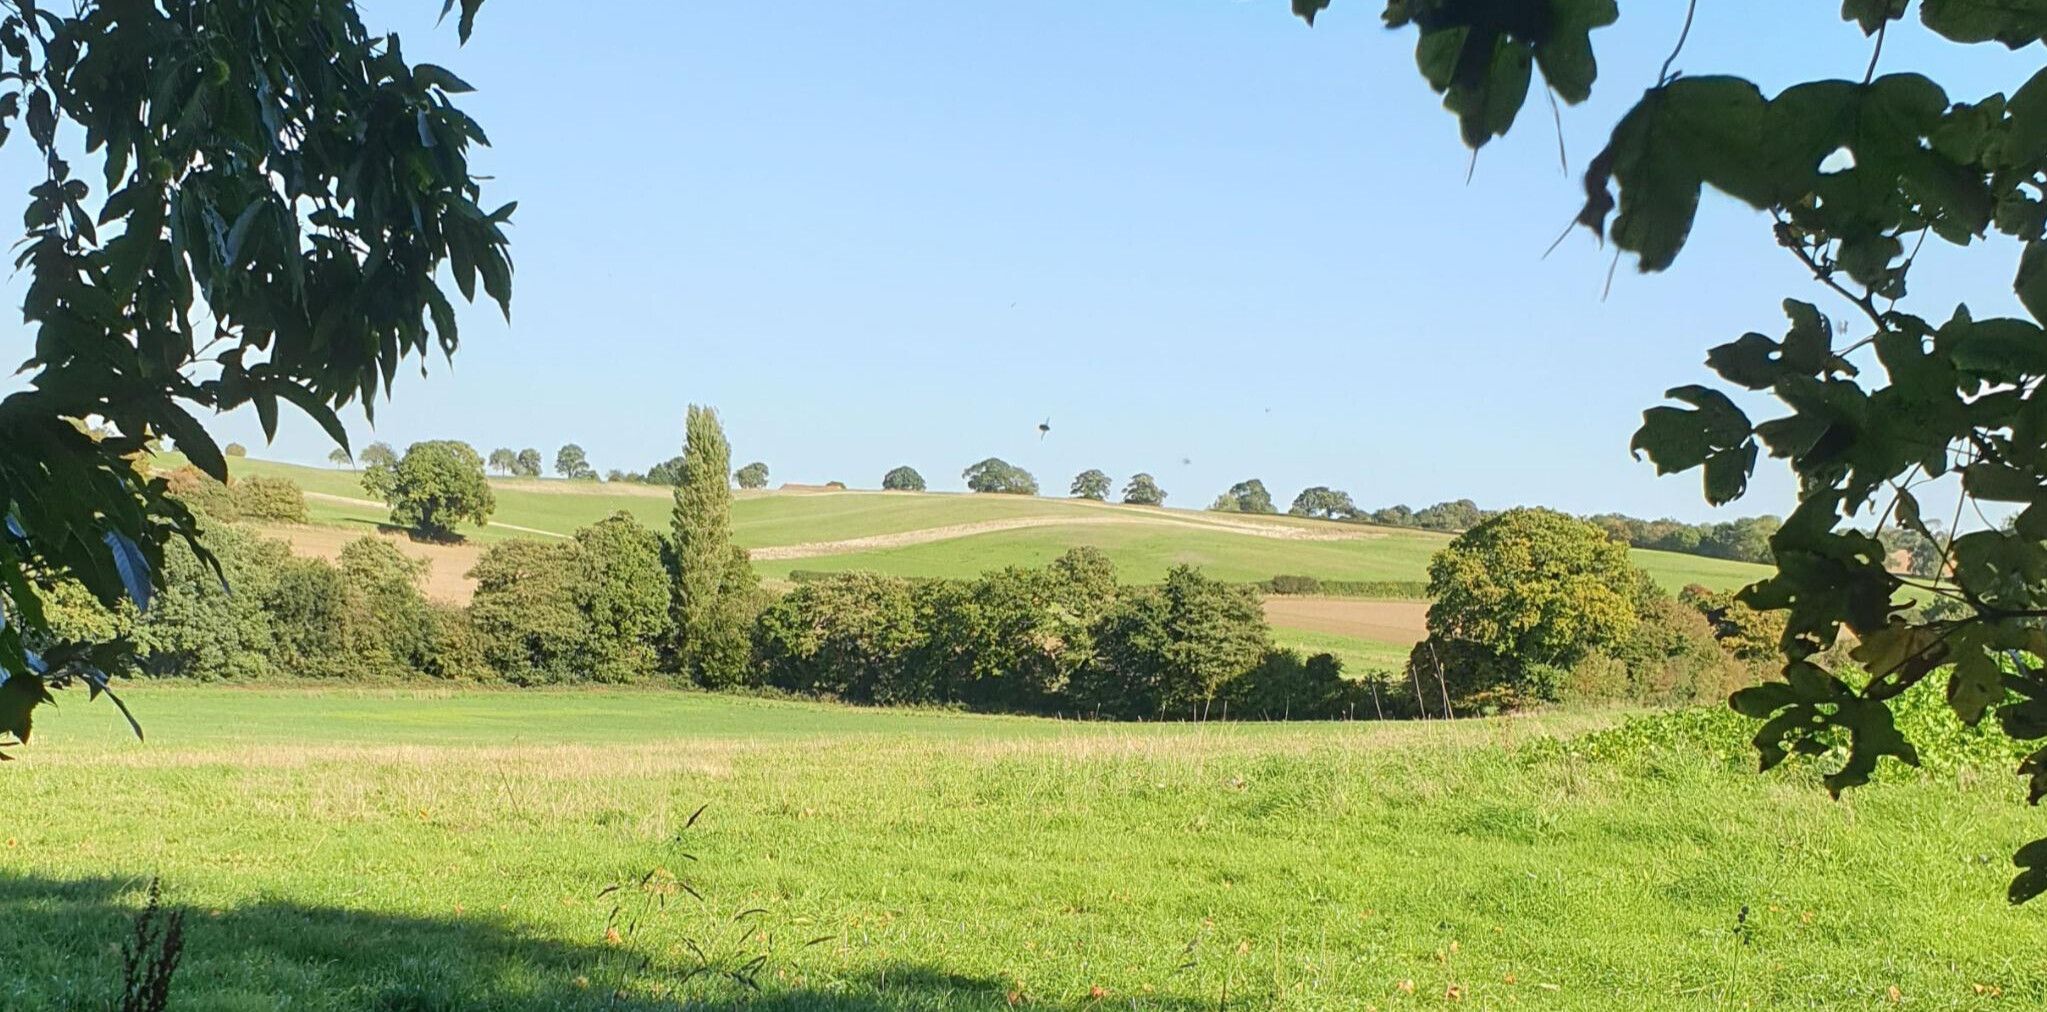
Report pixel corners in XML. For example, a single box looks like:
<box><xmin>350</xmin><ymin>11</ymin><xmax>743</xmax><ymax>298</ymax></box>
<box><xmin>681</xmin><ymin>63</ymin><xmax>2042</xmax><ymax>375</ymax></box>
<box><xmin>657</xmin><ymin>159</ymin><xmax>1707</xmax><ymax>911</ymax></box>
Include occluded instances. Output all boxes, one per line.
<box><xmin>0</xmin><ymin>873</ymin><xmax>1208</xmax><ymax>1010</ymax></box>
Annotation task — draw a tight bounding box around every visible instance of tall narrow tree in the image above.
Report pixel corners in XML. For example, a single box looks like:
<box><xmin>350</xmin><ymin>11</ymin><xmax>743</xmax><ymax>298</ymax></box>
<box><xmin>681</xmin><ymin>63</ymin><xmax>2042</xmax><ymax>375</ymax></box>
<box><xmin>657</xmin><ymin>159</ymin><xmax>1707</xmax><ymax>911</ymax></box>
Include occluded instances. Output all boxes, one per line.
<box><xmin>670</xmin><ymin>406</ymin><xmax>759</xmax><ymax>687</ymax></box>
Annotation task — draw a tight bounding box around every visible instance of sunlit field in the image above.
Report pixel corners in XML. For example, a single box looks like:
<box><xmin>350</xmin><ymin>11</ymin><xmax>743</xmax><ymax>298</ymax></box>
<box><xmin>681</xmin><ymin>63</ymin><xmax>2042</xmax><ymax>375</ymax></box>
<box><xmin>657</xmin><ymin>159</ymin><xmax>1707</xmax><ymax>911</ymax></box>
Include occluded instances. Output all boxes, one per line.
<box><xmin>4</xmin><ymin>686</ymin><xmax>2041</xmax><ymax>1010</ymax></box>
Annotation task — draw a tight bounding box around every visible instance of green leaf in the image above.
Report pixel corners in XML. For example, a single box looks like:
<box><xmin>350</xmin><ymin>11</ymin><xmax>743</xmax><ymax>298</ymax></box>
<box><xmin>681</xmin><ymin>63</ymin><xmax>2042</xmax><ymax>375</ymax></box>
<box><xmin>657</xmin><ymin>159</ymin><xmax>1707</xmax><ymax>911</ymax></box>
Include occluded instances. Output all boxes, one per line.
<box><xmin>1920</xmin><ymin>0</ymin><xmax>2047</xmax><ymax>48</ymax></box>
<box><xmin>1841</xmin><ymin>0</ymin><xmax>1909</xmax><ymax>33</ymax></box>
<box><xmin>0</xmin><ymin>670</ymin><xmax>50</xmax><ymax>746</ymax></box>
<box><xmin>2020</xmin><ymin>241</ymin><xmax>2047</xmax><ymax>327</ymax></box>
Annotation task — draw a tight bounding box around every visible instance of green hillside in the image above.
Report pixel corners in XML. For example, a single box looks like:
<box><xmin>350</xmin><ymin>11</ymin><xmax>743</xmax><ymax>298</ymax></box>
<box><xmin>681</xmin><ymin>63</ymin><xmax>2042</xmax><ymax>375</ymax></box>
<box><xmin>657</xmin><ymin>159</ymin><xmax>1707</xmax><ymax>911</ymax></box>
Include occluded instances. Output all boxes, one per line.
<box><xmin>217</xmin><ymin>458</ymin><xmax>1772</xmax><ymax>592</ymax></box>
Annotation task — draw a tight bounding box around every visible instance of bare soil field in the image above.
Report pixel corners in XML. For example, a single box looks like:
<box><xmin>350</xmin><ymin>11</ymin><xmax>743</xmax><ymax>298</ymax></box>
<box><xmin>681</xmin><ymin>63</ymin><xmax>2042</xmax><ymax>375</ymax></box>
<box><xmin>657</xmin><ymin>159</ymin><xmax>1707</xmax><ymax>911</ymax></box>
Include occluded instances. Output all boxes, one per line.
<box><xmin>252</xmin><ymin>524</ymin><xmax>483</xmax><ymax>604</ymax></box>
<box><xmin>1261</xmin><ymin>596</ymin><xmax>1429</xmax><ymax>644</ymax></box>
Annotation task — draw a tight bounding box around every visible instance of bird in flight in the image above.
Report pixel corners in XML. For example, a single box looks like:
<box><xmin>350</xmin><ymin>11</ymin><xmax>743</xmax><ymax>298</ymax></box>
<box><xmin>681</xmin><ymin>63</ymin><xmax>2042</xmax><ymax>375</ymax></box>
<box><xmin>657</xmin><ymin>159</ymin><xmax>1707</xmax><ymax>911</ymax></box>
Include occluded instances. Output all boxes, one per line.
<box><xmin>1038</xmin><ymin>418</ymin><xmax>1052</xmax><ymax>440</ymax></box>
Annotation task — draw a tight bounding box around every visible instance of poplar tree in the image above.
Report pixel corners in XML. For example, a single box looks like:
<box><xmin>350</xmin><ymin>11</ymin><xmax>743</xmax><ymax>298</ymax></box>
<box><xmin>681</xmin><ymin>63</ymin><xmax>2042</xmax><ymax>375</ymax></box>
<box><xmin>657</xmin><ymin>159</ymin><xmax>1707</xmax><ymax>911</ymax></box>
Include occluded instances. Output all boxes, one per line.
<box><xmin>670</xmin><ymin>405</ymin><xmax>759</xmax><ymax>687</ymax></box>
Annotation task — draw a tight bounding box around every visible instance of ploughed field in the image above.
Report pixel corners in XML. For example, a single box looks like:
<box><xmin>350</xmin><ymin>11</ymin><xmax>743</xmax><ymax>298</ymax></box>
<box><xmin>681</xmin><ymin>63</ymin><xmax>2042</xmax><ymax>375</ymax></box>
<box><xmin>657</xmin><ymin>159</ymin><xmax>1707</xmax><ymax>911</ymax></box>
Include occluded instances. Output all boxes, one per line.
<box><xmin>3</xmin><ymin>686</ymin><xmax>2041</xmax><ymax>1010</ymax></box>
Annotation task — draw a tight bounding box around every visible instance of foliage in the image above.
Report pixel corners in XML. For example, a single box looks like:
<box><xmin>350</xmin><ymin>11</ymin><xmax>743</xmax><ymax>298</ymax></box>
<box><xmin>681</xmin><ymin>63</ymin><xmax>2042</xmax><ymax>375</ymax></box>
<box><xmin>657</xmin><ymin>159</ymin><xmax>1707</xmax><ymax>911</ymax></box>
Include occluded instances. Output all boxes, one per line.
<box><xmin>224</xmin><ymin>444</ymin><xmax>247</xmax><ymax>459</ymax></box>
<box><xmin>753</xmin><ymin>572</ymin><xmax>924</xmax><ymax>702</ymax></box>
<box><xmin>645</xmin><ymin>455</ymin><xmax>686</xmax><ymax>486</ymax></box>
<box><xmin>1289</xmin><ymin>486</ymin><xmax>1357</xmax><ymax>520</ymax></box>
<box><xmin>553</xmin><ymin>444</ymin><xmax>594</xmax><ymax>481</ymax></box>
<box><xmin>1266</xmin><ymin>574</ymin><xmax>1323</xmax><ymax>595</ymax></box>
<box><xmin>232</xmin><ymin>477</ymin><xmax>308</xmax><ymax>524</ymax></box>
<box><xmin>1260</xmin><ymin>576</ymin><xmax>1431</xmax><ymax>599</ymax></box>
<box><xmin>1298</xmin><ymin>0</ymin><xmax>2047</xmax><ymax>897</ymax></box>
<box><xmin>362</xmin><ymin>440</ymin><xmax>495</xmax><ymax>540</ymax></box>
<box><xmin>129</xmin><ymin>525</ymin><xmax>284</xmax><ymax>681</ymax></box>
<box><xmin>1425</xmin><ymin>508</ymin><xmax>1647</xmax><ymax>669</ymax></box>
<box><xmin>468</xmin><ymin>514</ymin><xmax>669</xmax><ymax>684</ymax></box>
<box><xmin>1073</xmin><ymin>566</ymin><xmax>1270</xmax><ymax>719</ymax></box>
<box><xmin>0</xmin><ymin>0</ymin><xmax>518</xmax><ymax>732</ymax></box>
<box><xmin>1120</xmin><ymin>472</ymin><xmax>1166</xmax><ymax>506</ymax></box>
<box><xmin>1224</xmin><ymin>649</ymin><xmax>1360</xmax><ymax>720</ymax></box>
<box><xmin>359</xmin><ymin>443</ymin><xmax>399</xmax><ymax>471</ymax></box>
<box><xmin>1417</xmin><ymin>508</ymin><xmax>1656</xmax><ymax>707</ymax></box>
<box><xmin>964</xmin><ymin>458</ymin><xmax>1038</xmax><ymax>496</ymax></box>
<box><xmin>1679</xmin><ymin>585</ymin><xmax>1788</xmax><ymax>663</ymax></box>
<box><xmin>1586</xmin><ymin>512</ymin><xmax>1780</xmax><ymax>564</ymax></box>
<box><xmin>327</xmin><ymin>448</ymin><xmax>352</xmax><ymax>469</ymax></box>
<box><xmin>733</xmin><ymin>461</ymin><xmax>770</xmax><ymax>490</ymax></box>
<box><xmin>670</xmin><ymin>406</ymin><xmax>759</xmax><ymax>688</ymax></box>
<box><xmin>159</xmin><ymin>468</ymin><xmax>304</xmax><ymax>524</ymax></box>
<box><xmin>881</xmin><ymin>465</ymin><xmax>926</xmax><ymax>492</ymax></box>
<box><xmin>487</xmin><ymin>448</ymin><xmax>517</xmax><ymax>475</ymax></box>
<box><xmin>513</xmin><ymin>448</ymin><xmax>543</xmax><ymax>478</ymax></box>
<box><xmin>1210</xmin><ymin>478</ymin><xmax>1276</xmax><ymax>514</ymax></box>
<box><xmin>467</xmin><ymin>540</ymin><xmax>584</xmax><ymax>685</ymax></box>
<box><xmin>1067</xmin><ymin>468</ymin><xmax>1111</xmax><ymax>500</ymax></box>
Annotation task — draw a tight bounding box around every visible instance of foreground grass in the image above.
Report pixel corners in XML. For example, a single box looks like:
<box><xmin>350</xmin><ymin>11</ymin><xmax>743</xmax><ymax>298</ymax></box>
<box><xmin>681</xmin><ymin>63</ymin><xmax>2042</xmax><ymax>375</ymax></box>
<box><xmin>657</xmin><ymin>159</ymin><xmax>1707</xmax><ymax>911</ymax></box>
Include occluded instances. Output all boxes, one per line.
<box><xmin>4</xmin><ymin>687</ymin><xmax>2042</xmax><ymax>1010</ymax></box>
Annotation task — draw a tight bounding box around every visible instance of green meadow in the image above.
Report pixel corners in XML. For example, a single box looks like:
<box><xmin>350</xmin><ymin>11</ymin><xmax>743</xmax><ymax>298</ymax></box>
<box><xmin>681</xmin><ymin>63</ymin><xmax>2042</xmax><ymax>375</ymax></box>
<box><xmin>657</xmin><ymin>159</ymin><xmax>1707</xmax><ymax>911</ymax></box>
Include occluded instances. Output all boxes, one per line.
<box><xmin>4</xmin><ymin>686</ymin><xmax>2041</xmax><ymax>1010</ymax></box>
<box><xmin>224</xmin><ymin>458</ymin><xmax>1771</xmax><ymax>594</ymax></box>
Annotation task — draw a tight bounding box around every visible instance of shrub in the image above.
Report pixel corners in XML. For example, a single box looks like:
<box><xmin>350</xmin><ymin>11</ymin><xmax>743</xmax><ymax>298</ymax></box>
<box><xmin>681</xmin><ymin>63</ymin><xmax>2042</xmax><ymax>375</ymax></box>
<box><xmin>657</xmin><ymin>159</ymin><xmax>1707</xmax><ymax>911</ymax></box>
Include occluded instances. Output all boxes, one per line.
<box><xmin>233</xmin><ymin>475</ymin><xmax>308</xmax><ymax>523</ymax></box>
<box><xmin>1225</xmin><ymin>649</ymin><xmax>1358</xmax><ymax>720</ymax></box>
<box><xmin>161</xmin><ymin>466</ymin><xmax>239</xmax><ymax>521</ymax></box>
<box><xmin>468</xmin><ymin>540</ymin><xmax>585</xmax><ymax>685</ymax></box>
<box><xmin>753</xmin><ymin>572</ymin><xmax>923</xmax><ymax>701</ymax></box>
<box><xmin>130</xmin><ymin>525</ymin><xmax>284</xmax><ymax>680</ymax></box>
<box><xmin>1266</xmin><ymin>574</ymin><xmax>1323</xmax><ymax>595</ymax></box>
<box><xmin>1074</xmin><ymin>566</ymin><xmax>1269</xmax><ymax>719</ymax></box>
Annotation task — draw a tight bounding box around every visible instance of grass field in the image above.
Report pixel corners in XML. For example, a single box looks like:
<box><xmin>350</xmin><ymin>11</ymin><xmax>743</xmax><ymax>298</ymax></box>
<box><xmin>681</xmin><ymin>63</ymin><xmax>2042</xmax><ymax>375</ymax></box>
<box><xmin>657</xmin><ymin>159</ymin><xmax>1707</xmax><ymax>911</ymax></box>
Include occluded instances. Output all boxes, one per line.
<box><xmin>5</xmin><ymin>686</ymin><xmax>2043</xmax><ymax>1010</ymax></box>
<box><xmin>218</xmin><ymin>458</ymin><xmax>1772</xmax><ymax>594</ymax></box>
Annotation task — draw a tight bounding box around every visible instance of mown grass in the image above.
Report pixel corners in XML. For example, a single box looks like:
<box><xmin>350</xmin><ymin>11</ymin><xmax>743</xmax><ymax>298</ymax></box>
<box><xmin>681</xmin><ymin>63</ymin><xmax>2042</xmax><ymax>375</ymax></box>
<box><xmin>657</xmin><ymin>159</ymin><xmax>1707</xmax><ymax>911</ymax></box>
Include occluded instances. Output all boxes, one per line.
<box><xmin>4</xmin><ymin>686</ymin><xmax>2042</xmax><ymax>1010</ymax></box>
<box><xmin>222</xmin><ymin>458</ymin><xmax>1770</xmax><ymax>594</ymax></box>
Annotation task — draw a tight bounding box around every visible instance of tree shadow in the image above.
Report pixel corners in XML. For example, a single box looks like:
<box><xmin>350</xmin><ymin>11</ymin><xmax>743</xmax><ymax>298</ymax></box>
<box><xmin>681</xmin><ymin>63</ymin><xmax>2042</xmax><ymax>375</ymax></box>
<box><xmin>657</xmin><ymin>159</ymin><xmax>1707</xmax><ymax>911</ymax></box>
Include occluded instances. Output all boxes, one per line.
<box><xmin>0</xmin><ymin>873</ymin><xmax>1209</xmax><ymax>1010</ymax></box>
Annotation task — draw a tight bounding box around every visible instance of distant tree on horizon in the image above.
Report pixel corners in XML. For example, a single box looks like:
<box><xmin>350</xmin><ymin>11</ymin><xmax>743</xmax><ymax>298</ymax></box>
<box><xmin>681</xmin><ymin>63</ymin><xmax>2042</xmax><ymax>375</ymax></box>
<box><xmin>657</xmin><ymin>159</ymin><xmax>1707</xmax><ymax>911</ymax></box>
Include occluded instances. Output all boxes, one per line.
<box><xmin>555</xmin><ymin>443</ymin><xmax>596</xmax><ymax>480</ymax></box>
<box><xmin>224</xmin><ymin>442</ymin><xmax>248</xmax><ymax>458</ymax></box>
<box><xmin>1122</xmin><ymin>473</ymin><xmax>1167</xmax><ymax>506</ymax></box>
<box><xmin>513</xmin><ymin>448</ymin><xmax>544</xmax><ymax>478</ymax></box>
<box><xmin>964</xmin><ymin>458</ymin><xmax>1038</xmax><ymax>495</ymax></box>
<box><xmin>646</xmin><ymin>455</ymin><xmax>686</xmax><ymax>486</ymax></box>
<box><xmin>1069</xmin><ymin>469</ymin><xmax>1111</xmax><ymax>501</ymax></box>
<box><xmin>734</xmin><ymin>461</ymin><xmax>770</xmax><ymax>489</ymax></box>
<box><xmin>882</xmin><ymin>466</ymin><xmax>926</xmax><ymax>492</ymax></box>
<box><xmin>1211</xmin><ymin>479</ymin><xmax>1275</xmax><ymax>514</ymax></box>
<box><xmin>359</xmin><ymin>442</ymin><xmax>398</xmax><ymax>471</ymax></box>
<box><xmin>1289</xmin><ymin>486</ymin><xmax>1357</xmax><ymax>520</ymax></box>
<box><xmin>487</xmin><ymin>447</ymin><xmax>517</xmax><ymax>475</ymax></box>
<box><xmin>327</xmin><ymin>447</ymin><xmax>353</xmax><ymax>470</ymax></box>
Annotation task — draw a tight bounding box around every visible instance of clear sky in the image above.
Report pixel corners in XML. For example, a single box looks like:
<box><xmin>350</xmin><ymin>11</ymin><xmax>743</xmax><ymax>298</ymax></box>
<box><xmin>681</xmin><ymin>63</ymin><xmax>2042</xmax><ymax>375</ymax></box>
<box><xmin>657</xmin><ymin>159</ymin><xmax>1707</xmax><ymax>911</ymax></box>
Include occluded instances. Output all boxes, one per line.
<box><xmin>11</xmin><ymin>2</ymin><xmax>2042</xmax><ymax>521</ymax></box>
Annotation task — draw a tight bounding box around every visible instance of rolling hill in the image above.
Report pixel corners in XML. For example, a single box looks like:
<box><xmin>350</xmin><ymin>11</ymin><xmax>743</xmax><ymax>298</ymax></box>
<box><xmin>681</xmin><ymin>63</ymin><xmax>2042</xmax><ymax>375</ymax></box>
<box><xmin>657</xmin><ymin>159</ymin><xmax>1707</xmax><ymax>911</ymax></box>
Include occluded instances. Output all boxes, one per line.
<box><xmin>222</xmin><ymin>457</ymin><xmax>1771</xmax><ymax>591</ymax></box>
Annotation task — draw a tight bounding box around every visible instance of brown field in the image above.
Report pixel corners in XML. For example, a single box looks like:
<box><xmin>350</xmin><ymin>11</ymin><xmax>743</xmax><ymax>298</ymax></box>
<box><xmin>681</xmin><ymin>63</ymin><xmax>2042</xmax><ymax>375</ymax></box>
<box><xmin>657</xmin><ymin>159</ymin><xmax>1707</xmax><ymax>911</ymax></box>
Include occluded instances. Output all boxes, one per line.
<box><xmin>1260</xmin><ymin>596</ymin><xmax>1429</xmax><ymax>644</ymax></box>
<box><xmin>252</xmin><ymin>524</ymin><xmax>483</xmax><ymax>604</ymax></box>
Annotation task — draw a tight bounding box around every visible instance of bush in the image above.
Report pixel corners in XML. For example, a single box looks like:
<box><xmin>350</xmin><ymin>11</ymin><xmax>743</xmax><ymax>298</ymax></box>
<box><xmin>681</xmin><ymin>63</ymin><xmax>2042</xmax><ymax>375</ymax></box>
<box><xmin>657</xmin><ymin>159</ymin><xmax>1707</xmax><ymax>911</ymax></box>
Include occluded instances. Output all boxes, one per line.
<box><xmin>1074</xmin><ymin>567</ymin><xmax>1269</xmax><ymax>719</ymax></box>
<box><xmin>468</xmin><ymin>514</ymin><xmax>671</xmax><ymax>684</ymax></box>
<box><xmin>881</xmin><ymin>466</ymin><xmax>926</xmax><ymax>492</ymax></box>
<box><xmin>1266</xmin><ymin>574</ymin><xmax>1323</xmax><ymax>595</ymax></box>
<box><xmin>753</xmin><ymin>572</ymin><xmax>924</xmax><ymax>701</ymax></box>
<box><xmin>1225</xmin><ymin>649</ymin><xmax>1360</xmax><ymax>720</ymax></box>
<box><xmin>162</xmin><ymin>466</ymin><xmax>239</xmax><ymax>521</ymax></box>
<box><xmin>233</xmin><ymin>475</ymin><xmax>308</xmax><ymax>523</ymax></box>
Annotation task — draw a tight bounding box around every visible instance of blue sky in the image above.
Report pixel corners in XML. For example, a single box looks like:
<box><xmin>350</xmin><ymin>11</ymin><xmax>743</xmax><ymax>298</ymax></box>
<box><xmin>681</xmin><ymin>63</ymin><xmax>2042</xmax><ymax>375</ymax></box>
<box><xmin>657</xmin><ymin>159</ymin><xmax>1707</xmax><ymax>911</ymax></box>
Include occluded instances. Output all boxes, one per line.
<box><xmin>14</xmin><ymin>2</ymin><xmax>2043</xmax><ymax>520</ymax></box>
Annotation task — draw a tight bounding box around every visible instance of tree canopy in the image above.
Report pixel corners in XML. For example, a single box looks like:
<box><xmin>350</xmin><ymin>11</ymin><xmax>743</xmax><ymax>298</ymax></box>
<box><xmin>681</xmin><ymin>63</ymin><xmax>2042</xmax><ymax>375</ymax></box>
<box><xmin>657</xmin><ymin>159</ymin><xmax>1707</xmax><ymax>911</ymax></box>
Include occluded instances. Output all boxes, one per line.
<box><xmin>1122</xmin><ymin>473</ymin><xmax>1167</xmax><ymax>506</ymax></box>
<box><xmin>512</xmin><ymin>448</ymin><xmax>542</xmax><ymax>478</ymax></box>
<box><xmin>882</xmin><ymin>466</ymin><xmax>927</xmax><ymax>492</ymax></box>
<box><xmin>1211</xmin><ymin>479</ymin><xmax>1276</xmax><ymax>514</ymax></box>
<box><xmin>487</xmin><ymin>448</ymin><xmax>516</xmax><ymax>475</ymax></box>
<box><xmin>554</xmin><ymin>444</ymin><xmax>594</xmax><ymax>481</ymax></box>
<box><xmin>0</xmin><ymin>0</ymin><xmax>507</xmax><ymax>750</ymax></box>
<box><xmin>1294</xmin><ymin>0</ymin><xmax>2047</xmax><ymax>898</ymax></box>
<box><xmin>1289</xmin><ymin>486</ymin><xmax>1357</xmax><ymax>520</ymax></box>
<box><xmin>734</xmin><ymin>461</ymin><xmax>770</xmax><ymax>490</ymax></box>
<box><xmin>1069</xmin><ymin>469</ymin><xmax>1111</xmax><ymax>501</ymax></box>
<box><xmin>671</xmin><ymin>406</ymin><xmax>758</xmax><ymax>688</ymax></box>
<box><xmin>965</xmin><ymin>458</ymin><xmax>1038</xmax><ymax>495</ymax></box>
<box><xmin>362</xmin><ymin>440</ymin><xmax>495</xmax><ymax>541</ymax></box>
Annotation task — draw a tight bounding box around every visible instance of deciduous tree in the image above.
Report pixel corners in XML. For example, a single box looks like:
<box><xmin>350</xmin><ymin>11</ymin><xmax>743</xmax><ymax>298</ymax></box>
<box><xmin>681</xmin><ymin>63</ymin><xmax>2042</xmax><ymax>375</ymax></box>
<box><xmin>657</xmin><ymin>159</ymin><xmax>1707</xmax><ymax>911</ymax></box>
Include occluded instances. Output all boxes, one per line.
<box><xmin>554</xmin><ymin>443</ymin><xmax>594</xmax><ymax>481</ymax></box>
<box><xmin>513</xmin><ymin>448</ymin><xmax>543</xmax><ymax>478</ymax></box>
<box><xmin>362</xmin><ymin>440</ymin><xmax>495</xmax><ymax>541</ymax></box>
<box><xmin>965</xmin><ymin>458</ymin><xmax>1038</xmax><ymax>495</ymax></box>
<box><xmin>1211</xmin><ymin>479</ymin><xmax>1276</xmax><ymax>514</ymax></box>
<box><xmin>487</xmin><ymin>448</ymin><xmax>517</xmax><ymax>475</ymax></box>
<box><xmin>734</xmin><ymin>461</ymin><xmax>770</xmax><ymax>490</ymax></box>
<box><xmin>882</xmin><ymin>466</ymin><xmax>926</xmax><ymax>492</ymax></box>
<box><xmin>1122</xmin><ymin>473</ymin><xmax>1167</xmax><ymax>506</ymax></box>
<box><xmin>1068</xmin><ymin>469</ymin><xmax>1111</xmax><ymax>501</ymax></box>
